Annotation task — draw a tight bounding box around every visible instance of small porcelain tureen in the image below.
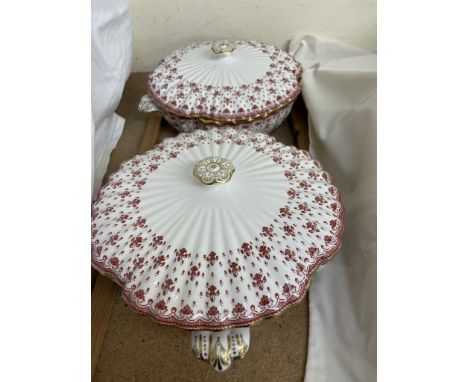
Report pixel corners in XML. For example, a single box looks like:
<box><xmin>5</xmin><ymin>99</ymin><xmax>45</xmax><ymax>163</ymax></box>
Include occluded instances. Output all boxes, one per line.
<box><xmin>139</xmin><ymin>40</ymin><xmax>302</xmax><ymax>133</ymax></box>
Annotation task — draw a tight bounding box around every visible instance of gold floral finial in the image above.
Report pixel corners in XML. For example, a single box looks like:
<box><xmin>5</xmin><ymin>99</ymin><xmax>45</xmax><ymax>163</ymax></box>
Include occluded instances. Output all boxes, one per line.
<box><xmin>193</xmin><ymin>156</ymin><xmax>235</xmax><ymax>185</ymax></box>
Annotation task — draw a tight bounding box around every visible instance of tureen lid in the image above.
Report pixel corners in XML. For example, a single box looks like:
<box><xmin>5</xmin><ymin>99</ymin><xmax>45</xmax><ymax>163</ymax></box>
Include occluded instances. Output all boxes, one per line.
<box><xmin>147</xmin><ymin>40</ymin><xmax>302</xmax><ymax>123</ymax></box>
<box><xmin>91</xmin><ymin>128</ymin><xmax>343</xmax><ymax>330</ymax></box>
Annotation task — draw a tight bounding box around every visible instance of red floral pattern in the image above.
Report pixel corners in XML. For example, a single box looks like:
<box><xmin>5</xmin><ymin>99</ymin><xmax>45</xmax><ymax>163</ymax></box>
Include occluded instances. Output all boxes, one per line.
<box><xmin>147</xmin><ymin>41</ymin><xmax>302</xmax><ymax>123</ymax></box>
<box><xmin>91</xmin><ymin>128</ymin><xmax>344</xmax><ymax>330</ymax></box>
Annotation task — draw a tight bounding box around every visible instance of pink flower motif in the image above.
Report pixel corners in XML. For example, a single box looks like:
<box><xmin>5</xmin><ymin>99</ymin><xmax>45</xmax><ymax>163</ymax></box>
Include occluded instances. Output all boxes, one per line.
<box><xmin>290</xmin><ymin>161</ymin><xmax>300</xmax><ymax>169</ymax></box>
<box><xmin>162</xmin><ymin>279</ymin><xmax>175</xmax><ymax>295</ymax></box>
<box><xmin>299</xmin><ymin>181</ymin><xmax>310</xmax><ymax>190</ymax></box>
<box><xmin>308</xmin><ymin>171</ymin><xmax>319</xmax><ymax>180</ymax></box>
<box><xmin>324</xmin><ymin>235</ymin><xmax>334</xmax><ymax>245</ymax></box>
<box><xmin>189</xmin><ymin>265</ymin><xmax>200</xmax><ymax>281</ymax></box>
<box><xmin>330</xmin><ymin>220</ymin><xmax>338</xmax><ymax>230</ymax></box>
<box><xmin>228</xmin><ymin>261</ymin><xmax>241</xmax><ymax>277</ymax></box>
<box><xmin>129</xmin><ymin>197</ymin><xmax>141</xmax><ymax>208</ymax></box>
<box><xmin>180</xmin><ymin>305</ymin><xmax>193</xmax><ymax>316</ymax></box>
<box><xmin>240</xmin><ymin>243</ymin><xmax>253</xmax><ymax>256</ymax></box>
<box><xmin>175</xmin><ymin>248</ymin><xmax>189</xmax><ymax>262</ymax></box>
<box><xmin>111</xmin><ymin>180</ymin><xmax>122</xmax><ymax>189</ymax></box>
<box><xmin>296</xmin><ymin>263</ymin><xmax>305</xmax><ymax>274</ymax></box>
<box><xmin>307</xmin><ymin>247</ymin><xmax>318</xmax><ymax>257</ymax></box>
<box><xmin>259</xmin><ymin>295</ymin><xmax>271</xmax><ymax>306</ymax></box>
<box><xmin>135</xmin><ymin>217</ymin><xmax>146</xmax><ymax>228</ymax></box>
<box><xmin>284</xmin><ymin>171</ymin><xmax>294</xmax><ymax>180</ymax></box>
<box><xmin>118</xmin><ymin>214</ymin><xmax>129</xmax><ymax>223</ymax></box>
<box><xmin>232</xmin><ymin>303</ymin><xmax>245</xmax><ymax>315</ymax></box>
<box><xmin>133</xmin><ymin>257</ymin><xmax>144</xmax><ymax>269</ymax></box>
<box><xmin>314</xmin><ymin>195</ymin><xmax>325</xmax><ymax>205</ymax></box>
<box><xmin>151</xmin><ymin>236</ymin><xmax>164</xmax><ymax>247</ymax></box>
<box><xmin>206</xmin><ymin>285</ymin><xmax>220</xmax><ymax>302</ymax></box>
<box><xmin>104</xmin><ymin>206</ymin><xmax>114</xmax><ymax>216</ymax></box>
<box><xmin>155</xmin><ymin>300</ymin><xmax>167</xmax><ymax>312</ymax></box>
<box><xmin>204</xmin><ymin>251</ymin><xmax>219</xmax><ymax>266</ymax></box>
<box><xmin>153</xmin><ymin>255</ymin><xmax>165</xmax><ymax>268</ymax></box>
<box><xmin>135</xmin><ymin>289</ymin><xmax>145</xmax><ymax>300</ymax></box>
<box><xmin>124</xmin><ymin>271</ymin><xmax>133</xmax><ymax>281</ymax></box>
<box><xmin>252</xmin><ymin>273</ymin><xmax>266</xmax><ymax>290</ymax></box>
<box><xmin>288</xmin><ymin>189</ymin><xmax>299</xmax><ymax>199</ymax></box>
<box><xmin>119</xmin><ymin>190</ymin><xmax>131</xmax><ymax>198</ymax></box>
<box><xmin>306</xmin><ymin>221</ymin><xmax>319</xmax><ymax>233</ymax></box>
<box><xmin>109</xmin><ymin>257</ymin><xmax>119</xmax><ymax>267</ymax></box>
<box><xmin>258</xmin><ymin>245</ymin><xmax>271</xmax><ymax>259</ymax></box>
<box><xmin>148</xmin><ymin>164</ymin><xmax>158</xmax><ymax>172</ymax></box>
<box><xmin>330</xmin><ymin>203</ymin><xmax>338</xmax><ymax>212</ymax></box>
<box><xmin>261</xmin><ymin>226</ymin><xmax>274</xmax><ymax>238</ymax></box>
<box><xmin>108</xmin><ymin>234</ymin><xmax>120</xmax><ymax>246</ymax></box>
<box><xmin>298</xmin><ymin>203</ymin><xmax>310</xmax><ymax>214</ymax></box>
<box><xmin>279</xmin><ymin>206</ymin><xmax>292</xmax><ymax>218</ymax></box>
<box><xmin>283</xmin><ymin>225</ymin><xmax>295</xmax><ymax>236</ymax></box>
<box><xmin>130</xmin><ymin>236</ymin><xmax>143</xmax><ymax>248</ymax></box>
<box><xmin>273</xmin><ymin>156</ymin><xmax>282</xmax><ymax>164</ymax></box>
<box><xmin>207</xmin><ymin>306</ymin><xmax>219</xmax><ymax>317</ymax></box>
<box><xmin>283</xmin><ymin>249</ymin><xmax>296</xmax><ymax>261</ymax></box>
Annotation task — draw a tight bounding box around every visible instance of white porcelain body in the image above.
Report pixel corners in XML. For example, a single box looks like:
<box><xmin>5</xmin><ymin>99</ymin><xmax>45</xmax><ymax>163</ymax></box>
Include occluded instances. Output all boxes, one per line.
<box><xmin>139</xmin><ymin>94</ymin><xmax>293</xmax><ymax>133</ymax></box>
<box><xmin>91</xmin><ymin>128</ymin><xmax>344</xmax><ymax>331</ymax></box>
<box><xmin>138</xmin><ymin>40</ymin><xmax>302</xmax><ymax>133</ymax></box>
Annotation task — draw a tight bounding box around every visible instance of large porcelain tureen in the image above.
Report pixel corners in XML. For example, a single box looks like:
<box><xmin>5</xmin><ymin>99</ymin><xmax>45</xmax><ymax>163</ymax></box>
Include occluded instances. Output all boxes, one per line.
<box><xmin>139</xmin><ymin>40</ymin><xmax>302</xmax><ymax>133</ymax></box>
<box><xmin>91</xmin><ymin>128</ymin><xmax>343</xmax><ymax>371</ymax></box>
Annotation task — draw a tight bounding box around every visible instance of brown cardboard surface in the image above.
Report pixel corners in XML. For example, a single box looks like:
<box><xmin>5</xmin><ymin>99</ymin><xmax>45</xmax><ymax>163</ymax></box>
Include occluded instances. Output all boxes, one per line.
<box><xmin>94</xmin><ymin>73</ymin><xmax>309</xmax><ymax>381</ymax></box>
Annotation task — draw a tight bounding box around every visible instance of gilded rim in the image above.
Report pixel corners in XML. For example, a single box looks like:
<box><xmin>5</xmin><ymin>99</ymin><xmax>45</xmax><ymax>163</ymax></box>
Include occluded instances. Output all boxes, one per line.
<box><xmin>146</xmin><ymin>80</ymin><xmax>302</xmax><ymax>126</ymax></box>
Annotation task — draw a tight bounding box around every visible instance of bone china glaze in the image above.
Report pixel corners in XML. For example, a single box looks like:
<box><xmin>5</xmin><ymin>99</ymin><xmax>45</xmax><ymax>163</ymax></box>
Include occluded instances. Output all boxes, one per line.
<box><xmin>138</xmin><ymin>40</ymin><xmax>302</xmax><ymax>132</ymax></box>
<box><xmin>91</xmin><ymin>128</ymin><xmax>344</xmax><ymax>330</ymax></box>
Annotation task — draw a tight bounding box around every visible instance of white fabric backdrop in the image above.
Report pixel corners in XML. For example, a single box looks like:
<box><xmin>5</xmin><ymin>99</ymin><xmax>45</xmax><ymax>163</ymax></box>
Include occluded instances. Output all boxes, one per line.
<box><xmin>289</xmin><ymin>36</ymin><xmax>376</xmax><ymax>382</ymax></box>
<box><xmin>92</xmin><ymin>0</ymin><xmax>133</xmax><ymax>199</ymax></box>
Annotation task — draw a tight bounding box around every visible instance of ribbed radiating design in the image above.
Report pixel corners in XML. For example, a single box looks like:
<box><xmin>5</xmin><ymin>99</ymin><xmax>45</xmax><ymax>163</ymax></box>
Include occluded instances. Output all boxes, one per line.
<box><xmin>91</xmin><ymin>128</ymin><xmax>344</xmax><ymax>330</ymax></box>
<box><xmin>178</xmin><ymin>44</ymin><xmax>271</xmax><ymax>87</ymax></box>
<box><xmin>147</xmin><ymin>41</ymin><xmax>302</xmax><ymax>122</ymax></box>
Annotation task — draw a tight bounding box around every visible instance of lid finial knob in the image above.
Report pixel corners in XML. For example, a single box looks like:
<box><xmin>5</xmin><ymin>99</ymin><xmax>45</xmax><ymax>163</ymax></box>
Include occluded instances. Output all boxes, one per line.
<box><xmin>193</xmin><ymin>156</ymin><xmax>235</xmax><ymax>185</ymax></box>
<box><xmin>211</xmin><ymin>40</ymin><xmax>236</xmax><ymax>56</ymax></box>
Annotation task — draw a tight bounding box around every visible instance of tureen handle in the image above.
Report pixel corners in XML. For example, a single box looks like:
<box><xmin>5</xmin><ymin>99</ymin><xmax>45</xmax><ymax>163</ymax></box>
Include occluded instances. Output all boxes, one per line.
<box><xmin>192</xmin><ymin>327</ymin><xmax>250</xmax><ymax>372</ymax></box>
<box><xmin>138</xmin><ymin>94</ymin><xmax>160</xmax><ymax>113</ymax></box>
<box><xmin>211</xmin><ymin>40</ymin><xmax>236</xmax><ymax>56</ymax></box>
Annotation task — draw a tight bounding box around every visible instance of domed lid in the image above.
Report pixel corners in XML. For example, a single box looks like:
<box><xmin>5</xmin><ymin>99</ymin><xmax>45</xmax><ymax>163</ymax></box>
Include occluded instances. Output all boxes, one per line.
<box><xmin>91</xmin><ymin>128</ymin><xmax>343</xmax><ymax>330</ymax></box>
<box><xmin>147</xmin><ymin>40</ymin><xmax>302</xmax><ymax>123</ymax></box>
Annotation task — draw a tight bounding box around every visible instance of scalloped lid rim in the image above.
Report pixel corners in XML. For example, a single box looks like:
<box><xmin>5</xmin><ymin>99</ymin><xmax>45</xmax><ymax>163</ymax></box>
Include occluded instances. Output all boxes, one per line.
<box><xmin>147</xmin><ymin>40</ymin><xmax>303</xmax><ymax>122</ymax></box>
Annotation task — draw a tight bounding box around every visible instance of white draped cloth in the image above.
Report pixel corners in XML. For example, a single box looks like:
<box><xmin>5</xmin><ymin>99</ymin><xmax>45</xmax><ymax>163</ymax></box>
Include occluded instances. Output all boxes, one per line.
<box><xmin>289</xmin><ymin>36</ymin><xmax>376</xmax><ymax>382</ymax></box>
<box><xmin>91</xmin><ymin>0</ymin><xmax>133</xmax><ymax>199</ymax></box>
